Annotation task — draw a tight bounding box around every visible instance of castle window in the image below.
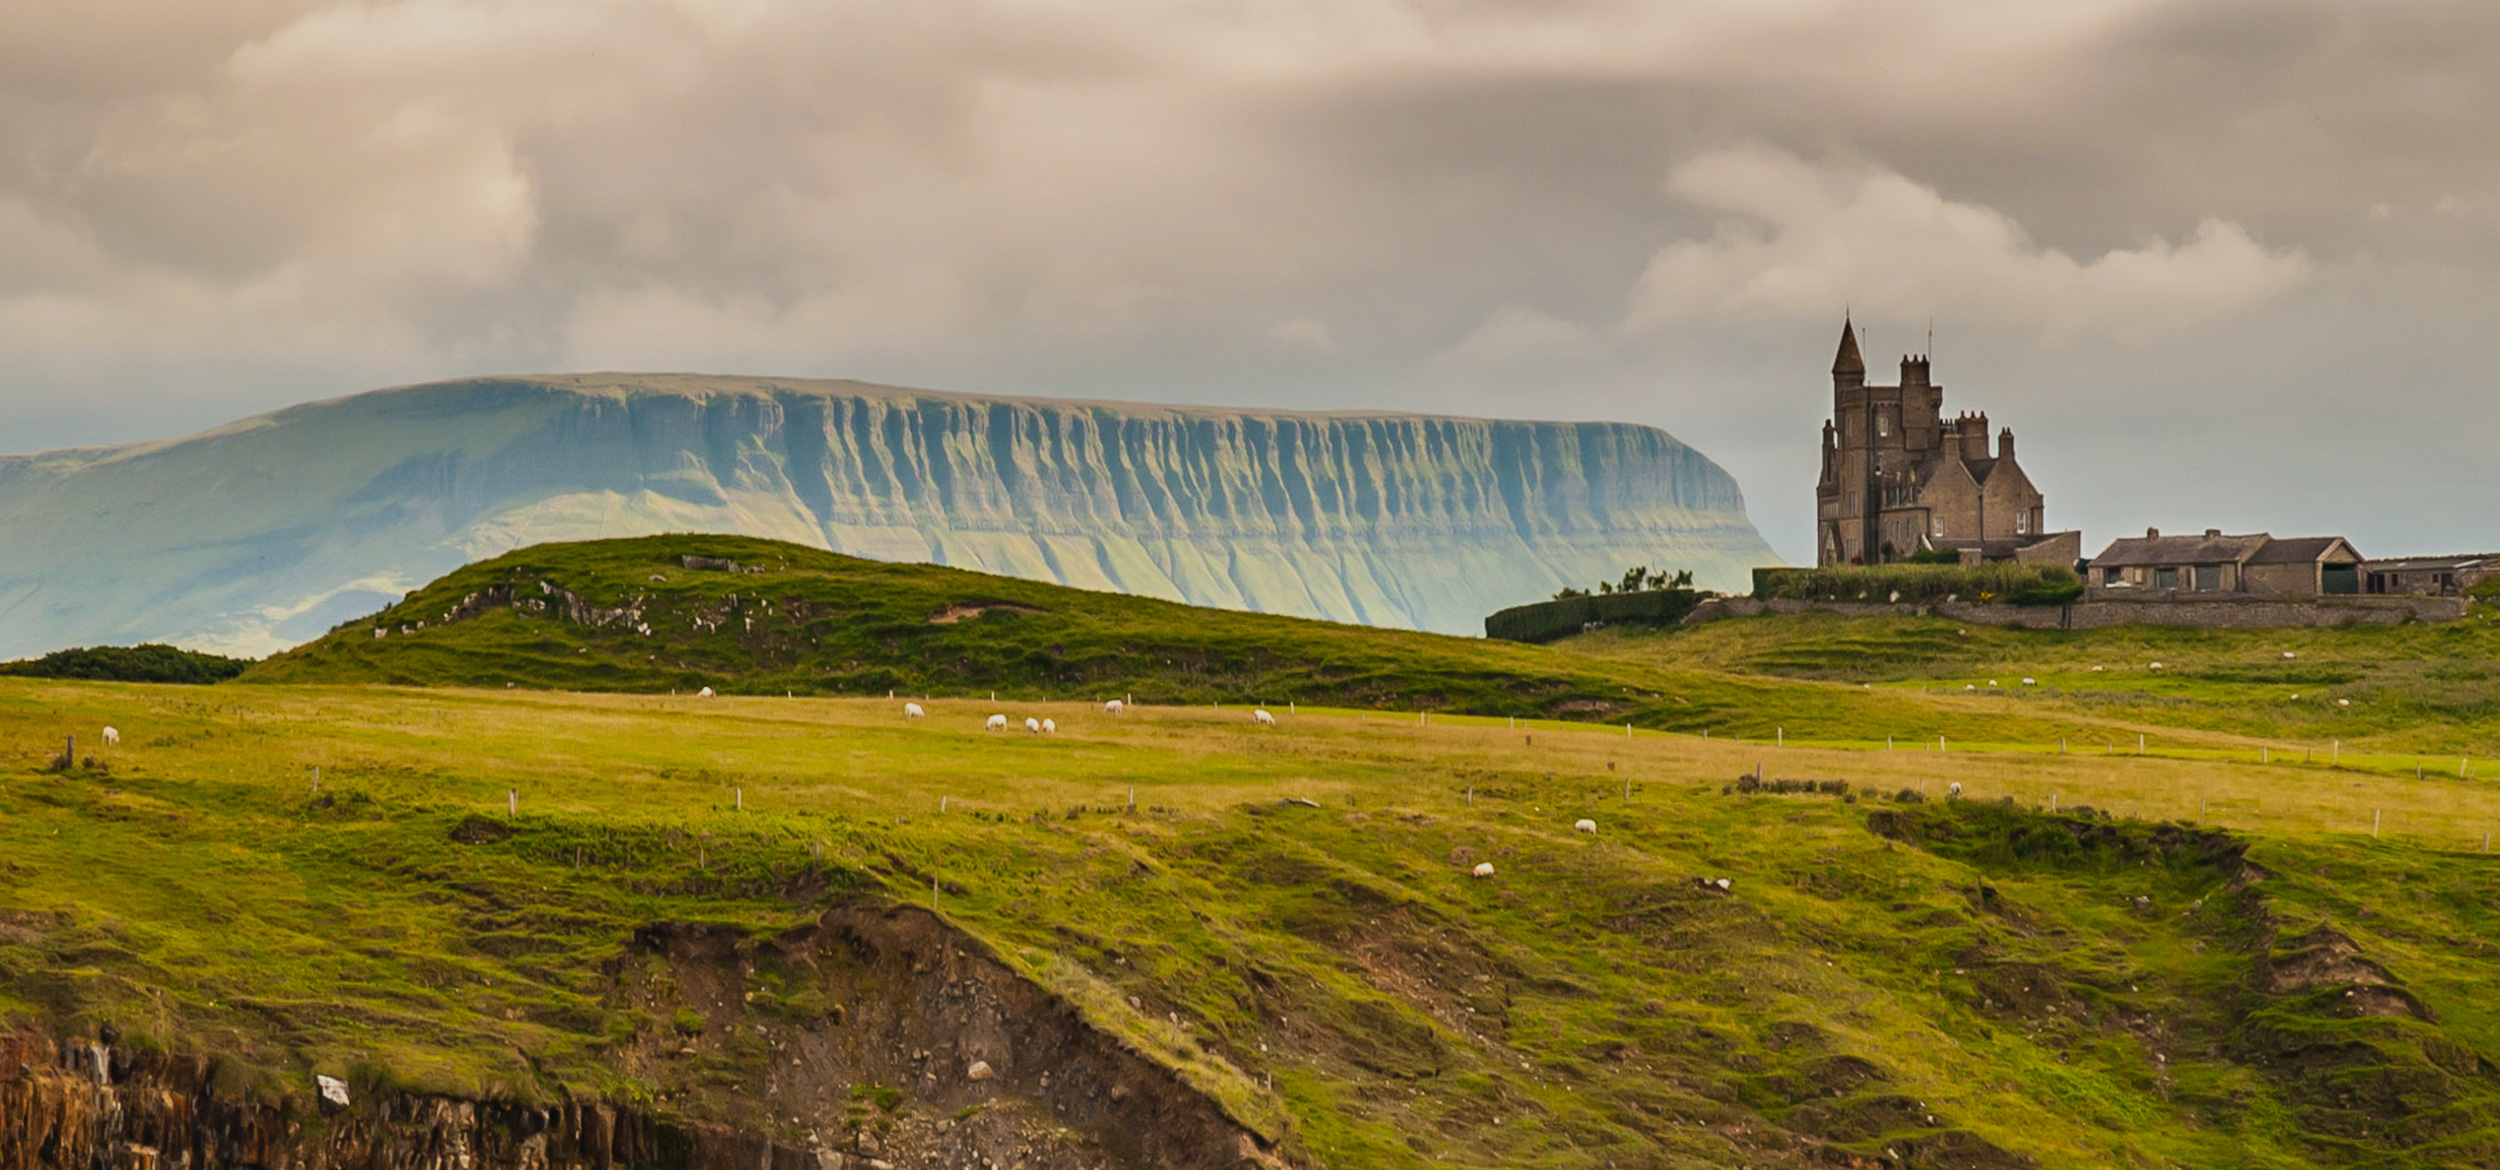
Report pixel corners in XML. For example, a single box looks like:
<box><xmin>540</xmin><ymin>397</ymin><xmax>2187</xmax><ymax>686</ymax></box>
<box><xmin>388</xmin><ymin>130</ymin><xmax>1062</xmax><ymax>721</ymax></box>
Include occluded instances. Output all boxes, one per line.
<box><xmin>1878</xmin><ymin>412</ymin><xmax>1891</xmax><ymax>438</ymax></box>
<box><xmin>2016</xmin><ymin>512</ymin><xmax>2030</xmax><ymax>535</ymax></box>
<box><xmin>1932</xmin><ymin>517</ymin><xmax>1944</xmax><ymax>537</ymax></box>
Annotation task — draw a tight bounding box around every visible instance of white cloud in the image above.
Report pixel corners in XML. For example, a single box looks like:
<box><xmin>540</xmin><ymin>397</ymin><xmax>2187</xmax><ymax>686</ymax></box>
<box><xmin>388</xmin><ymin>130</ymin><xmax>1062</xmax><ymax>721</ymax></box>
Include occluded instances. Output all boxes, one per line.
<box><xmin>1627</xmin><ymin>145</ymin><xmax>2311</xmax><ymax>344</ymax></box>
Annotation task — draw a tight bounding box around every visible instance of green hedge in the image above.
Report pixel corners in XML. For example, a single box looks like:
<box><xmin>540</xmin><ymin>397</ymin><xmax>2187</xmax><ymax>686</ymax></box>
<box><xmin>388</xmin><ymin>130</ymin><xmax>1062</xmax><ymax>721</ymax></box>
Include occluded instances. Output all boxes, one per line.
<box><xmin>0</xmin><ymin>644</ymin><xmax>254</xmax><ymax>685</ymax></box>
<box><xmin>1750</xmin><ymin>563</ymin><xmax>2083</xmax><ymax>607</ymax></box>
<box><xmin>1484</xmin><ymin>589</ymin><xmax>1702</xmax><ymax>643</ymax></box>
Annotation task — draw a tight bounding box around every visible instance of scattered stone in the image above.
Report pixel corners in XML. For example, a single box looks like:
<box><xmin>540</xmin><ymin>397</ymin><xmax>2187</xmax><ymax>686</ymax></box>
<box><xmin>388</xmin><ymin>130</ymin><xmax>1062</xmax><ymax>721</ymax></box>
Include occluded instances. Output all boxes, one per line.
<box><xmin>315</xmin><ymin>1074</ymin><xmax>350</xmax><ymax>1111</ymax></box>
<box><xmin>967</xmin><ymin>1060</ymin><xmax>995</xmax><ymax>1081</ymax></box>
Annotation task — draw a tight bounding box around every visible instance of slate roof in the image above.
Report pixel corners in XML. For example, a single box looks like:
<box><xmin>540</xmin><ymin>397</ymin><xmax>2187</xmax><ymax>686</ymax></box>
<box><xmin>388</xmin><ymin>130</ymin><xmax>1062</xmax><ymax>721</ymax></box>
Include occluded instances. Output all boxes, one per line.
<box><xmin>1831</xmin><ymin>319</ymin><xmax>1865</xmax><ymax>377</ymax></box>
<box><xmin>2248</xmin><ymin>536</ymin><xmax>2359</xmax><ymax>565</ymax></box>
<box><xmin>2363</xmin><ymin>553</ymin><xmax>2500</xmax><ymax>572</ymax></box>
<box><xmin>2090</xmin><ymin>532</ymin><xmax>2270</xmax><ymax>568</ymax></box>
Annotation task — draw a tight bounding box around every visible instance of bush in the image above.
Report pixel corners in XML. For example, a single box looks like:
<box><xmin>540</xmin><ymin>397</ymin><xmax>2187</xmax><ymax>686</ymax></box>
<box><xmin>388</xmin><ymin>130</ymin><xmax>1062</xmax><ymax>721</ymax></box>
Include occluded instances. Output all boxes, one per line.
<box><xmin>1484</xmin><ymin>589</ymin><xmax>1702</xmax><ymax>643</ymax></box>
<box><xmin>0</xmin><ymin>643</ymin><xmax>253</xmax><ymax>684</ymax></box>
<box><xmin>1749</xmin><ymin>563</ymin><xmax>2082</xmax><ymax>607</ymax></box>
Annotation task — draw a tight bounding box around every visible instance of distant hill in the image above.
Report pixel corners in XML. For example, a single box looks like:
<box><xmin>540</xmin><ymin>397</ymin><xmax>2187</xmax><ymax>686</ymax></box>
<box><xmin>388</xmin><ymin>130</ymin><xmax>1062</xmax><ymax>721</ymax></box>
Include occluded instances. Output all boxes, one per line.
<box><xmin>0</xmin><ymin>374</ymin><xmax>1778</xmax><ymax>658</ymax></box>
<box><xmin>0</xmin><ymin>643</ymin><xmax>251</xmax><ymax>685</ymax></box>
<box><xmin>245</xmin><ymin>535</ymin><xmax>2090</xmax><ymax>744</ymax></box>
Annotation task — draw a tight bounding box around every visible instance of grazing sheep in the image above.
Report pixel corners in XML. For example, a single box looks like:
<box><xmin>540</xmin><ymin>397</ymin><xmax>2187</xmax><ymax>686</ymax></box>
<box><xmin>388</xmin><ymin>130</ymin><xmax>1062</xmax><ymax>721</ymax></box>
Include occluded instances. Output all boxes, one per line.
<box><xmin>903</xmin><ymin>702</ymin><xmax>925</xmax><ymax>719</ymax></box>
<box><xmin>1948</xmin><ymin>781</ymin><xmax>1963</xmax><ymax>798</ymax></box>
<box><xmin>101</xmin><ymin>726</ymin><xmax>120</xmax><ymax>747</ymax></box>
<box><xmin>1025</xmin><ymin>717</ymin><xmax>1042</xmax><ymax>734</ymax></box>
<box><xmin>2091</xmin><ymin>665</ymin><xmax>2105</xmax><ymax>672</ymax></box>
<box><xmin>2022</xmin><ymin>677</ymin><xmax>2037</xmax><ymax>686</ymax></box>
<box><xmin>1573</xmin><ymin>818</ymin><xmax>1597</xmax><ymax>834</ymax></box>
<box><xmin>1105</xmin><ymin>699</ymin><xmax>1125</xmax><ymax>715</ymax></box>
<box><xmin>1471</xmin><ymin>862</ymin><xmax>1496</xmax><ymax>878</ymax></box>
<box><xmin>696</xmin><ymin>686</ymin><xmax>716</xmax><ymax>697</ymax></box>
<box><xmin>2337</xmin><ymin>698</ymin><xmax>2351</xmax><ymax>707</ymax></box>
<box><xmin>2149</xmin><ymin>662</ymin><xmax>2164</xmax><ymax>670</ymax></box>
<box><xmin>1042</xmin><ymin>718</ymin><xmax>1057</xmax><ymax>734</ymax></box>
<box><xmin>986</xmin><ymin>714</ymin><xmax>1009</xmax><ymax>732</ymax></box>
<box><xmin>1253</xmin><ymin>708</ymin><xmax>1277</xmax><ymax>726</ymax></box>
<box><xmin>2283</xmin><ymin>651</ymin><xmax>2298</xmax><ymax>659</ymax></box>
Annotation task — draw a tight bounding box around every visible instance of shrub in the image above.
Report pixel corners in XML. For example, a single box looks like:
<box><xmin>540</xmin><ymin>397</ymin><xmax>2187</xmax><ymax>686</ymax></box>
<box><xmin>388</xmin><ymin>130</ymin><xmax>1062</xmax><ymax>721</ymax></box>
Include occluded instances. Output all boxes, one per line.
<box><xmin>0</xmin><ymin>643</ymin><xmax>253</xmax><ymax>684</ymax></box>
<box><xmin>1749</xmin><ymin>563</ymin><xmax>2082</xmax><ymax>607</ymax></box>
<box><xmin>1484</xmin><ymin>589</ymin><xmax>1702</xmax><ymax>643</ymax></box>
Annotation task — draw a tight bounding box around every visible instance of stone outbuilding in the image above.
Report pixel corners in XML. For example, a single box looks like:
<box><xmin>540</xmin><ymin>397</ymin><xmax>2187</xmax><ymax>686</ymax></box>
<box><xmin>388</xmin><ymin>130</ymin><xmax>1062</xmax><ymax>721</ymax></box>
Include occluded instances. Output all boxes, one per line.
<box><xmin>2087</xmin><ymin>529</ymin><xmax>2364</xmax><ymax>598</ymax></box>
<box><xmin>2363</xmin><ymin>554</ymin><xmax>2499</xmax><ymax>597</ymax></box>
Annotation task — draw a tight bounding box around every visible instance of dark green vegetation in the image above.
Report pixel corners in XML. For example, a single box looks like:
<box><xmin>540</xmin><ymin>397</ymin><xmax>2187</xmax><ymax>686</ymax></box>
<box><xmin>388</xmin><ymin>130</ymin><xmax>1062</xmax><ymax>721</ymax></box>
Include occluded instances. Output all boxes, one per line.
<box><xmin>13</xmin><ymin>678</ymin><xmax>2500</xmax><ymax>1168</ymax></box>
<box><xmin>0</xmin><ymin>643</ymin><xmax>252</xmax><ymax>685</ymax></box>
<box><xmin>1752</xmin><ymin>563</ymin><xmax>2085</xmax><ymax>606</ymax></box>
<box><xmin>245</xmin><ymin>535</ymin><xmax>2110</xmax><ymax>746</ymax></box>
<box><xmin>1483</xmin><ymin>588</ymin><xmax>1702</xmax><ymax>644</ymax></box>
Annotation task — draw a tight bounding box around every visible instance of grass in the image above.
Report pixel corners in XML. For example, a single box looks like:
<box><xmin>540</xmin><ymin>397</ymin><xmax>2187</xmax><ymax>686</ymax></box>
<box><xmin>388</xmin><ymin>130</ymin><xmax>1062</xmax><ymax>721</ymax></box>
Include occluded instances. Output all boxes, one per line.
<box><xmin>12</xmin><ymin>677</ymin><xmax>2500</xmax><ymax>1166</ymax></box>
<box><xmin>1567</xmin><ymin>608</ymin><xmax>2500</xmax><ymax>758</ymax></box>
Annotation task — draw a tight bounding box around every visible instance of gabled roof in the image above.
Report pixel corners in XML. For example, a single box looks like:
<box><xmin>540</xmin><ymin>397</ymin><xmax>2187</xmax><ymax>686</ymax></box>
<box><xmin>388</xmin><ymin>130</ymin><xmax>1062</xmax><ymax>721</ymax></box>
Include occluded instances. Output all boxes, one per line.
<box><xmin>1832</xmin><ymin>318</ymin><xmax>1865</xmax><ymax>377</ymax></box>
<box><xmin>2248</xmin><ymin>536</ymin><xmax>2360</xmax><ymax>565</ymax></box>
<box><xmin>2090</xmin><ymin>532</ymin><xmax>2270</xmax><ymax>568</ymax></box>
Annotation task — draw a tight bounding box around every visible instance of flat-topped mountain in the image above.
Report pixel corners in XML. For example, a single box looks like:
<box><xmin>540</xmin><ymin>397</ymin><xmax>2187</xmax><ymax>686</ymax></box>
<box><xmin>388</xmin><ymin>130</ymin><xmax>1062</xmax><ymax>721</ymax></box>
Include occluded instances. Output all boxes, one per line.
<box><xmin>0</xmin><ymin>374</ymin><xmax>1776</xmax><ymax>657</ymax></box>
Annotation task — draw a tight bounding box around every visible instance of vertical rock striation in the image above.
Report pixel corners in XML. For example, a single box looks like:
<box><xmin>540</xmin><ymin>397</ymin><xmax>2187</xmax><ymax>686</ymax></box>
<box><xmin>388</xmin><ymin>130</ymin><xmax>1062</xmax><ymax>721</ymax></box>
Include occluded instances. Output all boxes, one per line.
<box><xmin>0</xmin><ymin>375</ymin><xmax>1777</xmax><ymax>657</ymax></box>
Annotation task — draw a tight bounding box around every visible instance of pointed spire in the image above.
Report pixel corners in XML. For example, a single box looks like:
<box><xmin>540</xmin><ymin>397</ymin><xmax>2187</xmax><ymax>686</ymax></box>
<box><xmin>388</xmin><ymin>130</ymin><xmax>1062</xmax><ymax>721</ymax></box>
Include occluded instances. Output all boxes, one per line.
<box><xmin>1831</xmin><ymin>316</ymin><xmax>1865</xmax><ymax>378</ymax></box>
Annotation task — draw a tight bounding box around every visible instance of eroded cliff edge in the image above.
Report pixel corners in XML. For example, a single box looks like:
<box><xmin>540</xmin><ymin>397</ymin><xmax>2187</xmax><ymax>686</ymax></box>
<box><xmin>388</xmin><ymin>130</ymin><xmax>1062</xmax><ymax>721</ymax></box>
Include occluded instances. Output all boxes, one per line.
<box><xmin>0</xmin><ymin>375</ymin><xmax>1777</xmax><ymax>656</ymax></box>
<box><xmin>0</xmin><ymin>905</ymin><xmax>1281</xmax><ymax>1170</ymax></box>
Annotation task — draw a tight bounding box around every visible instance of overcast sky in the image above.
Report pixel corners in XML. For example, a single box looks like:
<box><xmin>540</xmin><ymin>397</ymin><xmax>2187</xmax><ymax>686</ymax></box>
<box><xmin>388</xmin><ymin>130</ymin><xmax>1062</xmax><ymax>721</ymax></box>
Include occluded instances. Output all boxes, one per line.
<box><xmin>2</xmin><ymin>0</ymin><xmax>2494</xmax><ymax>563</ymax></box>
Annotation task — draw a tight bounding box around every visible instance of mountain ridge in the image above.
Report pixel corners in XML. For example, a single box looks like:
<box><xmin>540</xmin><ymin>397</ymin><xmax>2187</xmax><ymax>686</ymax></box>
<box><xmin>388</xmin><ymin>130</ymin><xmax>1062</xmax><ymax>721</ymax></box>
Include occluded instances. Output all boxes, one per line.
<box><xmin>0</xmin><ymin>373</ymin><xmax>1778</xmax><ymax>656</ymax></box>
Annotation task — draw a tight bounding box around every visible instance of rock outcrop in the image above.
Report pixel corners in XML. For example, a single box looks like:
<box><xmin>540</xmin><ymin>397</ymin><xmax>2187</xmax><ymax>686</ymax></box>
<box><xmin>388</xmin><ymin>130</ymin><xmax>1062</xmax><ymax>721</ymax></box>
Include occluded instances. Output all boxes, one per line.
<box><xmin>0</xmin><ymin>375</ymin><xmax>1775</xmax><ymax>656</ymax></box>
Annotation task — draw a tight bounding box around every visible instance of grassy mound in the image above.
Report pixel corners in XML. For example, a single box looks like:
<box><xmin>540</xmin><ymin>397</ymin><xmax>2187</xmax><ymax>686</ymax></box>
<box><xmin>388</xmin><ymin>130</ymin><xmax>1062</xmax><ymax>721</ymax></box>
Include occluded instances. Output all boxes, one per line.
<box><xmin>11</xmin><ymin>678</ymin><xmax>2500</xmax><ymax>1167</ymax></box>
<box><xmin>243</xmin><ymin>534</ymin><xmax>2116</xmax><ymax>746</ymax></box>
<box><xmin>0</xmin><ymin>643</ymin><xmax>252</xmax><ymax>684</ymax></box>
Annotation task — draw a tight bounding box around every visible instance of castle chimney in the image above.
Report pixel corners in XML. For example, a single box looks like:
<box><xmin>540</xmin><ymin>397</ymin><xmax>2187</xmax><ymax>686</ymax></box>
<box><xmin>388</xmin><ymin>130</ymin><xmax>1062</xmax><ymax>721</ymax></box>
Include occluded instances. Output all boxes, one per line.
<box><xmin>1957</xmin><ymin>412</ymin><xmax>1990</xmax><ymax>463</ymax></box>
<box><xmin>1997</xmin><ymin>427</ymin><xmax>2014</xmax><ymax>460</ymax></box>
<box><xmin>1900</xmin><ymin>354</ymin><xmax>1930</xmax><ymax>387</ymax></box>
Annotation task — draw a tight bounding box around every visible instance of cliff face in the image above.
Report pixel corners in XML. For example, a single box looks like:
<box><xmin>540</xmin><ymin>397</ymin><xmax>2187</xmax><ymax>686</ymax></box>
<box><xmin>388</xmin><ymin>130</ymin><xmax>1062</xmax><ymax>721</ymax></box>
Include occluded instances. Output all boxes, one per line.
<box><xmin>0</xmin><ymin>905</ymin><xmax>1274</xmax><ymax>1170</ymax></box>
<box><xmin>0</xmin><ymin>375</ymin><xmax>1776</xmax><ymax>657</ymax></box>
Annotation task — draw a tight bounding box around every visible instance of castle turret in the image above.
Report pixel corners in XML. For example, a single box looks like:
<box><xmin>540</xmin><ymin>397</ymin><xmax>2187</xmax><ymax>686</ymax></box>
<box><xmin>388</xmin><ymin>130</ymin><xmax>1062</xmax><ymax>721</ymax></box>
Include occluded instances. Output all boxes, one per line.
<box><xmin>1831</xmin><ymin>318</ymin><xmax>1865</xmax><ymax>390</ymax></box>
<box><xmin>1901</xmin><ymin>354</ymin><xmax>1930</xmax><ymax>387</ymax></box>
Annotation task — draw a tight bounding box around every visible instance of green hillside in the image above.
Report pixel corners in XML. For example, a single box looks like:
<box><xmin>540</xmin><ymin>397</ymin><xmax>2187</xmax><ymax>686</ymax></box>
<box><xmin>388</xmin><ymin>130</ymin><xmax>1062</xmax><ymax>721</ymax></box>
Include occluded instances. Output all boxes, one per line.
<box><xmin>247</xmin><ymin>534</ymin><xmax>2124</xmax><ymax>749</ymax></box>
<box><xmin>14</xmin><ymin>676</ymin><xmax>2500</xmax><ymax>1168</ymax></box>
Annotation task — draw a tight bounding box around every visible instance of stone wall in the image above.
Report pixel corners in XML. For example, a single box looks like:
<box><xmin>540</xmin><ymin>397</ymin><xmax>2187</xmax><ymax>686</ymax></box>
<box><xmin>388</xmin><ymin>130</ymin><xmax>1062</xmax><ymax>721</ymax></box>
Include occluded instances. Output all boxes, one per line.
<box><xmin>1687</xmin><ymin>593</ymin><xmax>2469</xmax><ymax>630</ymax></box>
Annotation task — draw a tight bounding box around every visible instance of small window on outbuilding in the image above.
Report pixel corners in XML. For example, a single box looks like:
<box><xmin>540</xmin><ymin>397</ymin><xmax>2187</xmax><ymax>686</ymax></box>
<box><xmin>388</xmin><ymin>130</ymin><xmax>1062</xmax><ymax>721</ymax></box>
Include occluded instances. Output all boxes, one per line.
<box><xmin>2156</xmin><ymin>568</ymin><xmax>2180</xmax><ymax>590</ymax></box>
<box><xmin>2193</xmin><ymin>565</ymin><xmax>2219</xmax><ymax>591</ymax></box>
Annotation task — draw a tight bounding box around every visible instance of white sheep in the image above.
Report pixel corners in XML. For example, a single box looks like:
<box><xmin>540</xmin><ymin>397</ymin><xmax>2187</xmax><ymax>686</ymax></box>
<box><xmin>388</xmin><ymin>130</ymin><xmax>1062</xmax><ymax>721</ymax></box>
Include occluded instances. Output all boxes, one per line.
<box><xmin>1252</xmin><ymin>708</ymin><xmax>1277</xmax><ymax>726</ymax></box>
<box><xmin>1573</xmin><ymin>819</ymin><xmax>1597</xmax><ymax>834</ymax></box>
<box><xmin>1471</xmin><ymin>862</ymin><xmax>1496</xmax><ymax>878</ymax></box>
<box><xmin>101</xmin><ymin>726</ymin><xmax>120</xmax><ymax>747</ymax></box>
<box><xmin>1104</xmin><ymin>699</ymin><xmax>1124</xmax><ymax>715</ymax></box>
<box><xmin>2283</xmin><ymin>651</ymin><xmax>2298</xmax><ymax>659</ymax></box>
<box><xmin>1025</xmin><ymin>717</ymin><xmax>1042</xmax><ymax>734</ymax></box>
<box><xmin>1948</xmin><ymin>781</ymin><xmax>1963</xmax><ymax>798</ymax></box>
<box><xmin>2022</xmin><ymin>677</ymin><xmax>2037</xmax><ymax>686</ymax></box>
<box><xmin>2149</xmin><ymin>662</ymin><xmax>2164</xmax><ymax>671</ymax></box>
<box><xmin>1042</xmin><ymin>718</ymin><xmax>1057</xmax><ymax>734</ymax></box>
<box><xmin>903</xmin><ymin>702</ymin><xmax>925</xmax><ymax>719</ymax></box>
<box><xmin>985</xmin><ymin>714</ymin><xmax>1009</xmax><ymax>732</ymax></box>
<box><xmin>696</xmin><ymin>686</ymin><xmax>716</xmax><ymax>698</ymax></box>
<box><xmin>2337</xmin><ymin>698</ymin><xmax>2351</xmax><ymax>707</ymax></box>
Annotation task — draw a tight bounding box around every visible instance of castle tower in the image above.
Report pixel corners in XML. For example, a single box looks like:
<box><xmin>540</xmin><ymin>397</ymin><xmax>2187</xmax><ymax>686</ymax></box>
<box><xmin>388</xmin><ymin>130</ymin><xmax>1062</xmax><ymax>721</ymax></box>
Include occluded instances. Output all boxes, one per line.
<box><xmin>1813</xmin><ymin>315</ymin><xmax>2051</xmax><ymax>566</ymax></box>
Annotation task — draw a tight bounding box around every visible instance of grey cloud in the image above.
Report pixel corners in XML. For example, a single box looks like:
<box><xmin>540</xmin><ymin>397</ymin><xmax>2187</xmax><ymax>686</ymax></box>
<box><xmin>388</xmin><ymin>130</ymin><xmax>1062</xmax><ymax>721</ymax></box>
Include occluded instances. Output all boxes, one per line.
<box><xmin>0</xmin><ymin>0</ymin><xmax>2492</xmax><ymax>567</ymax></box>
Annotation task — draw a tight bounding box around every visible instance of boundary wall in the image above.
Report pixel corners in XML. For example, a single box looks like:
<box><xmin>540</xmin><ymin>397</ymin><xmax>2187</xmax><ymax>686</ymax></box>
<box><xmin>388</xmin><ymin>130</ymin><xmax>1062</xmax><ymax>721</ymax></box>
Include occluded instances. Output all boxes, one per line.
<box><xmin>1685</xmin><ymin>594</ymin><xmax>2469</xmax><ymax>630</ymax></box>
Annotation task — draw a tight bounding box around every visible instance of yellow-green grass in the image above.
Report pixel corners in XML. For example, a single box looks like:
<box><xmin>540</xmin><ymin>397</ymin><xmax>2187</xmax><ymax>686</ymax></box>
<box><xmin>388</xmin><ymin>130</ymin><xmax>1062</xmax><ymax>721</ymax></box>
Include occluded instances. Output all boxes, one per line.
<box><xmin>11</xmin><ymin>677</ymin><xmax>2500</xmax><ymax>1166</ymax></box>
<box><xmin>1568</xmin><ymin>608</ymin><xmax>2500</xmax><ymax>757</ymax></box>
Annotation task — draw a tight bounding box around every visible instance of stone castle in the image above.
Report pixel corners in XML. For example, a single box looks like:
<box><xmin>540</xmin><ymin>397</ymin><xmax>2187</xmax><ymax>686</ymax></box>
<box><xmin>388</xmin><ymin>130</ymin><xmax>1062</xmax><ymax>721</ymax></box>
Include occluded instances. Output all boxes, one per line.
<box><xmin>1814</xmin><ymin>318</ymin><xmax>2078</xmax><ymax>567</ymax></box>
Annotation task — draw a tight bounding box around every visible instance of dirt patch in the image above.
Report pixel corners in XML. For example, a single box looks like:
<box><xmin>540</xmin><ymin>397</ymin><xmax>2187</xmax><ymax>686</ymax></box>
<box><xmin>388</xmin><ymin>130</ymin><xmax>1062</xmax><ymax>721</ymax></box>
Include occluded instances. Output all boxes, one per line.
<box><xmin>448</xmin><ymin>815</ymin><xmax>514</xmax><ymax>844</ymax></box>
<box><xmin>928</xmin><ymin>602</ymin><xmax>1046</xmax><ymax>625</ymax></box>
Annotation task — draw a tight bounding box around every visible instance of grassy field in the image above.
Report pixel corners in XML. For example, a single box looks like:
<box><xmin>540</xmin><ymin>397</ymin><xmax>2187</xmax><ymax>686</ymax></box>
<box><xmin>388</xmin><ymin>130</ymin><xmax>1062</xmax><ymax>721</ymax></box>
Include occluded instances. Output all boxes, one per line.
<box><xmin>11</xmin><ymin>676</ymin><xmax>2500</xmax><ymax>1168</ymax></box>
<box><xmin>1568</xmin><ymin>609</ymin><xmax>2500</xmax><ymax>759</ymax></box>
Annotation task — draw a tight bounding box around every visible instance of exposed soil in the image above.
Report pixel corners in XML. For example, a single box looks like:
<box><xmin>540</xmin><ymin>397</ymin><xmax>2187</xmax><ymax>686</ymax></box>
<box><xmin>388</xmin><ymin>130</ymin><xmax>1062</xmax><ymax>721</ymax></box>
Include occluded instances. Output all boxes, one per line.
<box><xmin>0</xmin><ymin>903</ymin><xmax>1281</xmax><ymax>1170</ymax></box>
